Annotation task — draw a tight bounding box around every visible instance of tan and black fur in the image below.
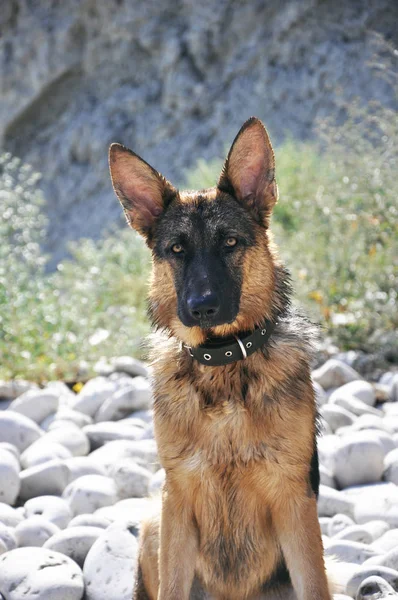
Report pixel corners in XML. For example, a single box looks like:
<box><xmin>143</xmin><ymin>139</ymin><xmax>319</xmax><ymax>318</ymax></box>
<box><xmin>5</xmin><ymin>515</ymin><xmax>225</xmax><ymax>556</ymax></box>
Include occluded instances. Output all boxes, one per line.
<box><xmin>109</xmin><ymin>118</ymin><xmax>334</xmax><ymax>600</ymax></box>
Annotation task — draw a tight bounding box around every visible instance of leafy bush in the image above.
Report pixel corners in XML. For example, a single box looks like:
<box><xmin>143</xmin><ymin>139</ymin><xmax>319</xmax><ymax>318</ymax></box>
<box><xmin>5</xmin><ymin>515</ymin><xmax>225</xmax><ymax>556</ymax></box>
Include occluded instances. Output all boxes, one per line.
<box><xmin>1</xmin><ymin>95</ymin><xmax>396</xmax><ymax>381</ymax></box>
<box><xmin>0</xmin><ymin>155</ymin><xmax>150</xmax><ymax>381</ymax></box>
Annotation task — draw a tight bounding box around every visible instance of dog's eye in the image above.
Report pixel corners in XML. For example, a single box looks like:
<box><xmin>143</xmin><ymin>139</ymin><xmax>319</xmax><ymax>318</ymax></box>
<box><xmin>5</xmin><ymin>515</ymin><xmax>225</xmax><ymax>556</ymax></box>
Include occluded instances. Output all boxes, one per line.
<box><xmin>225</xmin><ymin>237</ymin><xmax>237</xmax><ymax>248</ymax></box>
<box><xmin>171</xmin><ymin>243</ymin><xmax>184</xmax><ymax>254</ymax></box>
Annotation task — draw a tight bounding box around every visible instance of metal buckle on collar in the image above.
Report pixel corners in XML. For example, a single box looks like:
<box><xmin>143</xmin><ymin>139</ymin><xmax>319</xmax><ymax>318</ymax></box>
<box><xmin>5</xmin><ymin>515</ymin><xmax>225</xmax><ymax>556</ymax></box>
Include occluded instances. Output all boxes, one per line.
<box><xmin>234</xmin><ymin>335</ymin><xmax>247</xmax><ymax>359</ymax></box>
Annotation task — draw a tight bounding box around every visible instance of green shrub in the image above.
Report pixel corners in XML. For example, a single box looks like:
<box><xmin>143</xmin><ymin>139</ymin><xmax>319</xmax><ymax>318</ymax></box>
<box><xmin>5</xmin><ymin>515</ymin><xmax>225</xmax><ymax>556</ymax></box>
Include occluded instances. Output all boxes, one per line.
<box><xmin>0</xmin><ymin>154</ymin><xmax>150</xmax><ymax>381</ymax></box>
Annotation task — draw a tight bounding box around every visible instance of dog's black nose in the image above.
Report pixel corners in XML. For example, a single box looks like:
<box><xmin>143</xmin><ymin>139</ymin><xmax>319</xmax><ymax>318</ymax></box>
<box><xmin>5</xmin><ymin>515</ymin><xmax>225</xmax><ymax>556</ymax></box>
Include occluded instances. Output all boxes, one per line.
<box><xmin>187</xmin><ymin>293</ymin><xmax>220</xmax><ymax>321</ymax></box>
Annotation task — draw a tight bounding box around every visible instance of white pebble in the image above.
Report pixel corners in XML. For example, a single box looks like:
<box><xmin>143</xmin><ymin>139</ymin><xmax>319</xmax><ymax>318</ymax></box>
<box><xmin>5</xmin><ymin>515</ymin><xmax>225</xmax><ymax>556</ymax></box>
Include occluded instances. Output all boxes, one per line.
<box><xmin>8</xmin><ymin>389</ymin><xmax>59</xmax><ymax>423</ymax></box>
<box><xmin>19</xmin><ymin>459</ymin><xmax>70</xmax><ymax>500</ymax></box>
<box><xmin>15</xmin><ymin>515</ymin><xmax>60</xmax><ymax>547</ymax></box>
<box><xmin>63</xmin><ymin>475</ymin><xmax>118</xmax><ymax>515</ymax></box>
<box><xmin>44</xmin><ymin>526</ymin><xmax>103</xmax><ymax>567</ymax></box>
<box><xmin>24</xmin><ymin>496</ymin><xmax>72</xmax><ymax>529</ymax></box>
<box><xmin>0</xmin><ymin>412</ymin><xmax>42</xmax><ymax>452</ymax></box>
<box><xmin>21</xmin><ymin>441</ymin><xmax>73</xmax><ymax>469</ymax></box>
<box><xmin>334</xmin><ymin>432</ymin><xmax>384</xmax><ymax>488</ymax></box>
<box><xmin>83</xmin><ymin>520</ymin><xmax>138</xmax><ymax>600</ymax></box>
<box><xmin>110</xmin><ymin>460</ymin><xmax>151</xmax><ymax>499</ymax></box>
<box><xmin>0</xmin><ymin>448</ymin><xmax>20</xmax><ymax>505</ymax></box>
<box><xmin>0</xmin><ymin>547</ymin><xmax>84</xmax><ymax>600</ymax></box>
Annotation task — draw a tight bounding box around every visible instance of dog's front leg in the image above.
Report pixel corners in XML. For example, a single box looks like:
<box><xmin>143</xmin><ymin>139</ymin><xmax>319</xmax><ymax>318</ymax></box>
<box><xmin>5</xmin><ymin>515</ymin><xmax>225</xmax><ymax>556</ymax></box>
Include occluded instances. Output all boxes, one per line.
<box><xmin>158</xmin><ymin>483</ymin><xmax>198</xmax><ymax>600</ymax></box>
<box><xmin>273</xmin><ymin>492</ymin><xmax>331</xmax><ymax>600</ymax></box>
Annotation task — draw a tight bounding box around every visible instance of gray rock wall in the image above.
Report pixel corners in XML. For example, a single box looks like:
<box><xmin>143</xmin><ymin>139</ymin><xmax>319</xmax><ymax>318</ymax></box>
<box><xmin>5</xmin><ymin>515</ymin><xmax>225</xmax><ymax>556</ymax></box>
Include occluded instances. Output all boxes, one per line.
<box><xmin>0</xmin><ymin>0</ymin><xmax>397</xmax><ymax>266</ymax></box>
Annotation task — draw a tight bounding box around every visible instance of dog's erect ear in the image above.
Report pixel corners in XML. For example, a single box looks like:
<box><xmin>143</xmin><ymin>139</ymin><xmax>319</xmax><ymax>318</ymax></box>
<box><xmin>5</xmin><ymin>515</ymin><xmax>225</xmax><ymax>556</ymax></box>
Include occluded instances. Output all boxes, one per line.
<box><xmin>109</xmin><ymin>144</ymin><xmax>177</xmax><ymax>241</ymax></box>
<box><xmin>218</xmin><ymin>117</ymin><xmax>277</xmax><ymax>225</ymax></box>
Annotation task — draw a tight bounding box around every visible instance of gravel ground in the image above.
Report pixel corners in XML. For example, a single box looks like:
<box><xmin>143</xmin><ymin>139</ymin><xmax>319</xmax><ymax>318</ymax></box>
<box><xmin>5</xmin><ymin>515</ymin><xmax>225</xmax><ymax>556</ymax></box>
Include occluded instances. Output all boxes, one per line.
<box><xmin>0</xmin><ymin>355</ymin><xmax>398</xmax><ymax>599</ymax></box>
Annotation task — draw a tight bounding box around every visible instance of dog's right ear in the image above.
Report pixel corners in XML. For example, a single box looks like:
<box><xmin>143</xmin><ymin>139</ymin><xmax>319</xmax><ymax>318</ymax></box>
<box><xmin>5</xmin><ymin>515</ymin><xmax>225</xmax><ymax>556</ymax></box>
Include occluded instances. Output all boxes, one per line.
<box><xmin>109</xmin><ymin>144</ymin><xmax>177</xmax><ymax>242</ymax></box>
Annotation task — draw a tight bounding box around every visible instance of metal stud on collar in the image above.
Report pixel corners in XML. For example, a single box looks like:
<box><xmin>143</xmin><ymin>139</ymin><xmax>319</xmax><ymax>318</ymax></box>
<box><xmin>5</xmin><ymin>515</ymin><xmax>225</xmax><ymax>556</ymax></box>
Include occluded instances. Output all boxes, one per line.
<box><xmin>225</xmin><ymin>350</ymin><xmax>232</xmax><ymax>357</ymax></box>
<box><xmin>204</xmin><ymin>353</ymin><xmax>212</xmax><ymax>361</ymax></box>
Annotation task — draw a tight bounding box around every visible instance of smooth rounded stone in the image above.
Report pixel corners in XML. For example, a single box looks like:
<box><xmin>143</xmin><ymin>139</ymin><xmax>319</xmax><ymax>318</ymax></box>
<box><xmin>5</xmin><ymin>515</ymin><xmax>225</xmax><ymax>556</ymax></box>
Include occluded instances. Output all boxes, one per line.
<box><xmin>346</xmin><ymin>566</ymin><xmax>398</xmax><ymax>598</ymax></box>
<box><xmin>68</xmin><ymin>514</ymin><xmax>111</xmax><ymax>529</ymax></box>
<box><xmin>149</xmin><ymin>468</ymin><xmax>165</xmax><ymax>495</ymax></box>
<box><xmin>128</xmin><ymin>409</ymin><xmax>153</xmax><ymax>424</ymax></box>
<box><xmin>70</xmin><ymin>377</ymin><xmax>117</xmax><ymax>417</ymax></box>
<box><xmin>318</xmin><ymin>435</ymin><xmax>340</xmax><ymax>472</ymax></box>
<box><xmin>139</xmin><ymin>421</ymin><xmax>155</xmax><ymax>440</ymax></box>
<box><xmin>0</xmin><ymin>503</ymin><xmax>23</xmax><ymax>527</ymax></box>
<box><xmin>362</xmin><ymin>431</ymin><xmax>396</xmax><ymax>457</ymax></box>
<box><xmin>53</xmin><ymin>408</ymin><xmax>93</xmax><ymax>429</ymax></box>
<box><xmin>89</xmin><ymin>439</ymin><xmax>159</xmax><ymax>473</ymax></box>
<box><xmin>331</xmin><ymin>394</ymin><xmax>383</xmax><ymax>417</ymax></box>
<box><xmin>328</xmin><ymin>514</ymin><xmax>355</xmax><ymax>537</ymax></box>
<box><xmin>318</xmin><ymin>485</ymin><xmax>355</xmax><ymax>518</ymax></box>
<box><xmin>94</xmin><ymin>377</ymin><xmax>152</xmax><ymax>422</ymax></box>
<box><xmin>110</xmin><ymin>460</ymin><xmax>151</xmax><ymax>499</ymax></box>
<box><xmin>383</xmin><ymin>449</ymin><xmax>398</xmax><ymax>485</ymax></box>
<box><xmin>0</xmin><ymin>379</ymin><xmax>38</xmax><ymax>400</ymax></box>
<box><xmin>330</xmin><ymin>561</ymin><xmax>361</xmax><ymax>595</ymax></box>
<box><xmin>334</xmin><ymin>526</ymin><xmax>373</xmax><ymax>545</ymax></box>
<box><xmin>44</xmin><ymin>526</ymin><xmax>103</xmax><ymax>567</ymax></box>
<box><xmin>83</xmin><ymin>520</ymin><xmax>138</xmax><ymax>600</ymax></box>
<box><xmin>312</xmin><ymin>360</ymin><xmax>362</xmax><ymax>390</ymax></box>
<box><xmin>386</xmin><ymin>418</ymin><xmax>398</xmax><ymax>435</ymax></box>
<box><xmin>0</xmin><ymin>448</ymin><xmax>20</xmax><ymax>505</ymax></box>
<box><xmin>332</xmin><ymin>381</ymin><xmax>376</xmax><ymax>407</ymax></box>
<box><xmin>361</xmin><ymin>521</ymin><xmax>391</xmax><ymax>543</ymax></box>
<box><xmin>383</xmin><ymin>404</ymin><xmax>398</xmax><ymax>416</ymax></box>
<box><xmin>325</xmin><ymin>540</ymin><xmax>381</xmax><ymax>564</ymax></box>
<box><xmin>365</xmin><ymin>548</ymin><xmax>398</xmax><ymax>571</ymax></box>
<box><xmin>39</xmin><ymin>413</ymin><xmax>56</xmax><ymax>431</ymax></box>
<box><xmin>0</xmin><ymin>411</ymin><xmax>43</xmax><ymax>452</ymax></box>
<box><xmin>8</xmin><ymin>389</ymin><xmax>59</xmax><ymax>423</ymax></box>
<box><xmin>0</xmin><ymin>539</ymin><xmax>7</xmax><ymax>556</ymax></box>
<box><xmin>19</xmin><ymin>459</ymin><xmax>70</xmax><ymax>500</ymax></box>
<box><xmin>356</xmin><ymin>575</ymin><xmax>398</xmax><ymax>599</ymax></box>
<box><xmin>349</xmin><ymin>415</ymin><xmax>395</xmax><ymax>435</ymax></box>
<box><xmin>0</xmin><ymin>547</ymin><xmax>84</xmax><ymax>600</ymax></box>
<box><xmin>334</xmin><ymin>432</ymin><xmax>385</xmax><ymax>488</ymax></box>
<box><xmin>64</xmin><ymin>457</ymin><xmax>108</xmax><ymax>484</ymax></box>
<box><xmin>110</xmin><ymin>356</ymin><xmax>149</xmax><ymax>377</ymax></box>
<box><xmin>313</xmin><ymin>380</ymin><xmax>327</xmax><ymax>406</ymax></box>
<box><xmin>83</xmin><ymin>423</ymin><xmax>144</xmax><ymax>450</ymax></box>
<box><xmin>95</xmin><ymin>497</ymin><xmax>154</xmax><ymax>526</ymax></box>
<box><xmin>319</xmin><ymin>517</ymin><xmax>331</xmax><ymax>535</ymax></box>
<box><xmin>21</xmin><ymin>441</ymin><xmax>73</xmax><ymax>469</ymax></box>
<box><xmin>322</xmin><ymin>535</ymin><xmax>331</xmax><ymax>549</ymax></box>
<box><xmin>15</xmin><ymin>515</ymin><xmax>60</xmax><ymax>547</ymax></box>
<box><xmin>372</xmin><ymin>530</ymin><xmax>398</xmax><ymax>554</ymax></box>
<box><xmin>321</xmin><ymin>405</ymin><xmax>356</xmax><ymax>432</ymax></box>
<box><xmin>0</xmin><ymin>523</ymin><xmax>17</xmax><ymax>551</ymax></box>
<box><xmin>24</xmin><ymin>496</ymin><xmax>72</xmax><ymax>529</ymax></box>
<box><xmin>354</xmin><ymin>485</ymin><xmax>398</xmax><ymax>528</ymax></box>
<box><xmin>0</xmin><ymin>443</ymin><xmax>20</xmax><ymax>462</ymax></box>
<box><xmin>38</xmin><ymin>424</ymin><xmax>90</xmax><ymax>457</ymax></box>
<box><xmin>391</xmin><ymin>376</ymin><xmax>398</xmax><ymax>403</ymax></box>
<box><xmin>63</xmin><ymin>475</ymin><xmax>118</xmax><ymax>515</ymax></box>
<box><xmin>116</xmin><ymin>417</ymin><xmax>146</xmax><ymax>429</ymax></box>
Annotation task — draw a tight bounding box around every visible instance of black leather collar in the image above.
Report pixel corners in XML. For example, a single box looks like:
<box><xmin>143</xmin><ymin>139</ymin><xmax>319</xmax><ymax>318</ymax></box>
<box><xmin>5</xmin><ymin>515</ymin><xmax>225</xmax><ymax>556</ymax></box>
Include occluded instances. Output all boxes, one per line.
<box><xmin>185</xmin><ymin>320</ymin><xmax>276</xmax><ymax>367</ymax></box>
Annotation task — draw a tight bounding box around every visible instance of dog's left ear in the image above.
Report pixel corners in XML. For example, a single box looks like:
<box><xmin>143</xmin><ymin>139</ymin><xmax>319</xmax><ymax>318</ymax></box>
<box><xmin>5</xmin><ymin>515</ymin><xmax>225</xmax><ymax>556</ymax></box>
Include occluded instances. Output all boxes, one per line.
<box><xmin>218</xmin><ymin>117</ymin><xmax>278</xmax><ymax>225</ymax></box>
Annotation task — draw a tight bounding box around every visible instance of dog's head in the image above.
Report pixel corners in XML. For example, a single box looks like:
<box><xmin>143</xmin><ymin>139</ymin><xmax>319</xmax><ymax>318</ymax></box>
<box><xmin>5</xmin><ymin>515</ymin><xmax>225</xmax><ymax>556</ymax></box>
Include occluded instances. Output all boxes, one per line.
<box><xmin>109</xmin><ymin>117</ymin><xmax>281</xmax><ymax>346</ymax></box>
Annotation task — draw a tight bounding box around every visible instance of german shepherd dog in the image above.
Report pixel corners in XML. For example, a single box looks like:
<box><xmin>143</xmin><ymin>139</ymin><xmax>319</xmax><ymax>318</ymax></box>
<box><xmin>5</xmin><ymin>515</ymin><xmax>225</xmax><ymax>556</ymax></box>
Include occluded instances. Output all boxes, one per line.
<box><xmin>109</xmin><ymin>118</ymin><xmax>334</xmax><ymax>600</ymax></box>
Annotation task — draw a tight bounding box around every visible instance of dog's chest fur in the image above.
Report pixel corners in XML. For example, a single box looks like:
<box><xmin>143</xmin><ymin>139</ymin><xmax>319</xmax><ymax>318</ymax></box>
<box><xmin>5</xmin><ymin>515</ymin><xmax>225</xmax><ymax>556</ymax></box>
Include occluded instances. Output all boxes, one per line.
<box><xmin>150</xmin><ymin>323</ymin><xmax>316</xmax><ymax>595</ymax></box>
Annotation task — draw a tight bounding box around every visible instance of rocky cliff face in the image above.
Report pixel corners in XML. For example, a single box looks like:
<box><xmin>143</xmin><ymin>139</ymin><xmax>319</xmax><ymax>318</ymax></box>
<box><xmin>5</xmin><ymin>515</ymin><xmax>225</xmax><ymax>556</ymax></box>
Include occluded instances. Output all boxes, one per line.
<box><xmin>1</xmin><ymin>0</ymin><xmax>397</xmax><ymax>266</ymax></box>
